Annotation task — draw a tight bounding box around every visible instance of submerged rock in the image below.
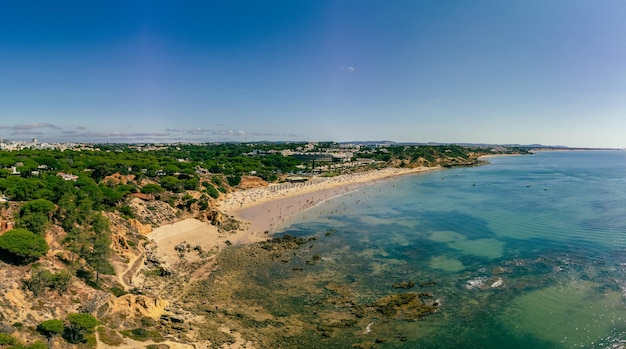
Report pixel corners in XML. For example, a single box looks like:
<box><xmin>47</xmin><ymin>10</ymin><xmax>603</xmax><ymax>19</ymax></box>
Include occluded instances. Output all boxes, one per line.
<box><xmin>465</xmin><ymin>277</ymin><xmax>487</xmax><ymax>290</ymax></box>
<box><xmin>490</xmin><ymin>278</ymin><xmax>504</xmax><ymax>288</ymax></box>
<box><xmin>369</xmin><ymin>292</ymin><xmax>438</xmax><ymax>320</ymax></box>
<box><xmin>392</xmin><ymin>281</ymin><xmax>415</xmax><ymax>289</ymax></box>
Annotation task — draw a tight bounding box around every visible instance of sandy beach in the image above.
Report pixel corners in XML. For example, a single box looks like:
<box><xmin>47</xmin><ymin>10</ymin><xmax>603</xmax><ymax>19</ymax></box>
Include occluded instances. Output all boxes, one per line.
<box><xmin>148</xmin><ymin>166</ymin><xmax>439</xmax><ymax>265</ymax></box>
<box><xmin>223</xmin><ymin>166</ymin><xmax>438</xmax><ymax>237</ymax></box>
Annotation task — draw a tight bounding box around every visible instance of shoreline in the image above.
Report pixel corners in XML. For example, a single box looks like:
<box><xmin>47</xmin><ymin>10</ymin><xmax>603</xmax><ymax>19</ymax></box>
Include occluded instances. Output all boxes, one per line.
<box><xmin>147</xmin><ymin>166</ymin><xmax>441</xmax><ymax>266</ymax></box>
<box><xmin>222</xmin><ymin>166</ymin><xmax>440</xmax><ymax>239</ymax></box>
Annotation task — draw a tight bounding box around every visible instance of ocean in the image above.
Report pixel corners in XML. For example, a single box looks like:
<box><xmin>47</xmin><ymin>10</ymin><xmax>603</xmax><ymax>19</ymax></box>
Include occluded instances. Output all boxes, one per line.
<box><xmin>218</xmin><ymin>151</ymin><xmax>626</xmax><ymax>348</ymax></box>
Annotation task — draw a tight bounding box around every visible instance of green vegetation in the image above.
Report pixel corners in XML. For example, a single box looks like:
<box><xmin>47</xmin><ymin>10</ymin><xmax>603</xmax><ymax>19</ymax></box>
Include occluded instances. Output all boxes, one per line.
<box><xmin>37</xmin><ymin>319</ymin><xmax>65</xmax><ymax>338</ymax></box>
<box><xmin>97</xmin><ymin>326</ymin><xmax>124</xmax><ymax>346</ymax></box>
<box><xmin>0</xmin><ymin>333</ymin><xmax>47</xmax><ymax>349</ymax></box>
<box><xmin>0</xmin><ymin>333</ymin><xmax>18</xmax><ymax>345</ymax></box>
<box><xmin>0</xmin><ymin>228</ymin><xmax>49</xmax><ymax>264</ymax></box>
<box><xmin>120</xmin><ymin>328</ymin><xmax>164</xmax><ymax>342</ymax></box>
<box><xmin>226</xmin><ymin>174</ymin><xmax>242</xmax><ymax>187</ymax></box>
<box><xmin>140</xmin><ymin>183</ymin><xmax>164</xmax><ymax>194</ymax></box>
<box><xmin>203</xmin><ymin>181</ymin><xmax>220</xmax><ymax>198</ymax></box>
<box><xmin>25</xmin><ymin>266</ymin><xmax>72</xmax><ymax>296</ymax></box>
<box><xmin>0</xmin><ymin>143</ymin><xmax>524</xmax><ymax>271</ymax></box>
<box><xmin>63</xmin><ymin>313</ymin><xmax>99</xmax><ymax>344</ymax></box>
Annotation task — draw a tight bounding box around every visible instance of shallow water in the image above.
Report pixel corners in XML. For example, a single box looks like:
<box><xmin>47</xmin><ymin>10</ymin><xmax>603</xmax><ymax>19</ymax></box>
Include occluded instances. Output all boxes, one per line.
<box><xmin>222</xmin><ymin>151</ymin><xmax>626</xmax><ymax>348</ymax></box>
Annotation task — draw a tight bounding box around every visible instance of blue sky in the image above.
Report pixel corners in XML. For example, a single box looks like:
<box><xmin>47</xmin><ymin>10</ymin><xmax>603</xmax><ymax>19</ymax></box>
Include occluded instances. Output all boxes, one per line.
<box><xmin>1</xmin><ymin>1</ymin><xmax>625</xmax><ymax>147</ymax></box>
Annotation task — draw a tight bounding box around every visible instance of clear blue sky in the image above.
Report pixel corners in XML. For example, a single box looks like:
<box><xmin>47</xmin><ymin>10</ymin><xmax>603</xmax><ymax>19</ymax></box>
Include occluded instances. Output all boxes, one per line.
<box><xmin>1</xmin><ymin>1</ymin><xmax>625</xmax><ymax>147</ymax></box>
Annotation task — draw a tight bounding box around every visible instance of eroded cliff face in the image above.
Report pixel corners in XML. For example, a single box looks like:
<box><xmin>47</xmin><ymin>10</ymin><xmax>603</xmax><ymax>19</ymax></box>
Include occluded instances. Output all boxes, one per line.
<box><xmin>127</xmin><ymin>197</ymin><xmax>180</xmax><ymax>227</ymax></box>
<box><xmin>0</xmin><ymin>172</ymin><xmax>267</xmax><ymax>347</ymax></box>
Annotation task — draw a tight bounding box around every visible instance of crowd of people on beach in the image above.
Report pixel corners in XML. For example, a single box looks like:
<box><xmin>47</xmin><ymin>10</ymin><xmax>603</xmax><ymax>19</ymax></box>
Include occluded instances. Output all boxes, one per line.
<box><xmin>219</xmin><ymin>167</ymin><xmax>432</xmax><ymax>213</ymax></box>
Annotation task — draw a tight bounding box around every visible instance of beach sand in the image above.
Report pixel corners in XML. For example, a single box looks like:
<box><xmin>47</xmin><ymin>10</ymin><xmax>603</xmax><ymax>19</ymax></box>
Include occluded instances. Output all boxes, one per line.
<box><xmin>223</xmin><ymin>166</ymin><xmax>438</xmax><ymax>237</ymax></box>
<box><xmin>148</xmin><ymin>166</ymin><xmax>439</xmax><ymax>266</ymax></box>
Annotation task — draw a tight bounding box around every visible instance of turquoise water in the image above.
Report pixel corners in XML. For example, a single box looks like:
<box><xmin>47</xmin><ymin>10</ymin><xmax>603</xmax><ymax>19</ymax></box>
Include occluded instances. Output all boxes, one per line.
<box><xmin>269</xmin><ymin>151</ymin><xmax>626</xmax><ymax>348</ymax></box>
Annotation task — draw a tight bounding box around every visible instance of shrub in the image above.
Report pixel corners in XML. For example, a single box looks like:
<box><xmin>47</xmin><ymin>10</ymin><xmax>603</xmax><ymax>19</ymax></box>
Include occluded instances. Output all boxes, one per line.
<box><xmin>97</xmin><ymin>326</ymin><xmax>124</xmax><ymax>346</ymax></box>
<box><xmin>118</xmin><ymin>205</ymin><xmax>136</xmax><ymax>218</ymax></box>
<box><xmin>20</xmin><ymin>199</ymin><xmax>55</xmax><ymax>216</ymax></box>
<box><xmin>120</xmin><ymin>328</ymin><xmax>164</xmax><ymax>342</ymax></box>
<box><xmin>210</xmin><ymin>176</ymin><xmax>222</xmax><ymax>186</ymax></box>
<box><xmin>226</xmin><ymin>175</ymin><xmax>241</xmax><ymax>187</ymax></box>
<box><xmin>110</xmin><ymin>286</ymin><xmax>128</xmax><ymax>297</ymax></box>
<box><xmin>68</xmin><ymin>313</ymin><xmax>99</xmax><ymax>331</ymax></box>
<box><xmin>16</xmin><ymin>211</ymin><xmax>49</xmax><ymax>235</ymax></box>
<box><xmin>37</xmin><ymin>319</ymin><xmax>65</xmax><ymax>338</ymax></box>
<box><xmin>28</xmin><ymin>341</ymin><xmax>49</xmax><ymax>349</ymax></box>
<box><xmin>64</xmin><ymin>313</ymin><xmax>99</xmax><ymax>343</ymax></box>
<box><xmin>25</xmin><ymin>267</ymin><xmax>72</xmax><ymax>296</ymax></box>
<box><xmin>0</xmin><ymin>228</ymin><xmax>49</xmax><ymax>264</ymax></box>
<box><xmin>0</xmin><ymin>333</ymin><xmax>17</xmax><ymax>345</ymax></box>
<box><xmin>140</xmin><ymin>183</ymin><xmax>164</xmax><ymax>194</ymax></box>
<box><xmin>204</xmin><ymin>184</ymin><xmax>219</xmax><ymax>199</ymax></box>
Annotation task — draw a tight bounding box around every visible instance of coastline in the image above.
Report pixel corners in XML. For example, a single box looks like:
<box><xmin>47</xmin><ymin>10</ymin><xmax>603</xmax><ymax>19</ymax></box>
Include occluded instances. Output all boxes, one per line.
<box><xmin>141</xmin><ymin>151</ymin><xmax>626</xmax><ymax>348</ymax></box>
<box><xmin>147</xmin><ymin>166</ymin><xmax>441</xmax><ymax>265</ymax></box>
<box><xmin>222</xmin><ymin>166</ymin><xmax>440</xmax><ymax>240</ymax></box>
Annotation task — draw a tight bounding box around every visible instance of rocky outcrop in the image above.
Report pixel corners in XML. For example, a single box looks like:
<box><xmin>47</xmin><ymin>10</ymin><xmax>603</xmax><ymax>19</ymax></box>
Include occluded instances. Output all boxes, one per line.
<box><xmin>102</xmin><ymin>294</ymin><xmax>169</xmax><ymax>320</ymax></box>
<box><xmin>369</xmin><ymin>292</ymin><xmax>438</xmax><ymax>320</ymax></box>
<box><xmin>128</xmin><ymin>198</ymin><xmax>179</xmax><ymax>227</ymax></box>
<box><xmin>237</xmin><ymin>176</ymin><xmax>268</xmax><ymax>189</ymax></box>
<box><xmin>101</xmin><ymin>173</ymin><xmax>136</xmax><ymax>186</ymax></box>
<box><xmin>129</xmin><ymin>218</ymin><xmax>152</xmax><ymax>235</ymax></box>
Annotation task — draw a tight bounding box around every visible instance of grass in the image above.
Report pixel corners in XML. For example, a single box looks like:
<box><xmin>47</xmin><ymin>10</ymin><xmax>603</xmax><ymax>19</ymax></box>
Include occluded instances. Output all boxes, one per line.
<box><xmin>119</xmin><ymin>328</ymin><xmax>164</xmax><ymax>342</ymax></box>
<box><xmin>97</xmin><ymin>326</ymin><xmax>125</xmax><ymax>346</ymax></box>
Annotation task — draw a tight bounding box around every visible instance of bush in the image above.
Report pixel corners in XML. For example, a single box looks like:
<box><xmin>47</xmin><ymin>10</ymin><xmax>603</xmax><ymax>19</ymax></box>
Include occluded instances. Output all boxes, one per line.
<box><xmin>210</xmin><ymin>176</ymin><xmax>222</xmax><ymax>186</ymax></box>
<box><xmin>25</xmin><ymin>267</ymin><xmax>72</xmax><ymax>296</ymax></box>
<box><xmin>120</xmin><ymin>328</ymin><xmax>164</xmax><ymax>342</ymax></box>
<box><xmin>97</xmin><ymin>326</ymin><xmax>124</xmax><ymax>346</ymax></box>
<box><xmin>20</xmin><ymin>199</ymin><xmax>55</xmax><ymax>216</ymax></box>
<box><xmin>110</xmin><ymin>286</ymin><xmax>128</xmax><ymax>297</ymax></box>
<box><xmin>140</xmin><ymin>183</ymin><xmax>164</xmax><ymax>194</ymax></box>
<box><xmin>28</xmin><ymin>341</ymin><xmax>49</xmax><ymax>349</ymax></box>
<box><xmin>0</xmin><ymin>228</ymin><xmax>49</xmax><ymax>264</ymax></box>
<box><xmin>160</xmin><ymin>176</ymin><xmax>182</xmax><ymax>192</ymax></box>
<box><xmin>204</xmin><ymin>184</ymin><xmax>219</xmax><ymax>199</ymax></box>
<box><xmin>64</xmin><ymin>313</ymin><xmax>99</xmax><ymax>343</ymax></box>
<box><xmin>118</xmin><ymin>205</ymin><xmax>136</xmax><ymax>218</ymax></box>
<box><xmin>0</xmin><ymin>333</ymin><xmax>17</xmax><ymax>345</ymax></box>
<box><xmin>68</xmin><ymin>313</ymin><xmax>99</xmax><ymax>331</ymax></box>
<box><xmin>227</xmin><ymin>175</ymin><xmax>241</xmax><ymax>187</ymax></box>
<box><xmin>16</xmin><ymin>211</ymin><xmax>49</xmax><ymax>235</ymax></box>
<box><xmin>37</xmin><ymin>319</ymin><xmax>65</xmax><ymax>337</ymax></box>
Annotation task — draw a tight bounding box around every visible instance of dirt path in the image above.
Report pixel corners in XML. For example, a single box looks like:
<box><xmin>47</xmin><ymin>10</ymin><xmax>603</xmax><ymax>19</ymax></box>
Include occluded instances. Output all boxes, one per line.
<box><xmin>120</xmin><ymin>254</ymin><xmax>144</xmax><ymax>289</ymax></box>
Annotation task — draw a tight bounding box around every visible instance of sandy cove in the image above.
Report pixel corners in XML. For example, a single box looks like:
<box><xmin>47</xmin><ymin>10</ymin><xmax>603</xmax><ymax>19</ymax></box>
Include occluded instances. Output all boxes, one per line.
<box><xmin>143</xmin><ymin>167</ymin><xmax>439</xmax><ymax>349</ymax></box>
<box><xmin>148</xmin><ymin>166</ymin><xmax>439</xmax><ymax>266</ymax></box>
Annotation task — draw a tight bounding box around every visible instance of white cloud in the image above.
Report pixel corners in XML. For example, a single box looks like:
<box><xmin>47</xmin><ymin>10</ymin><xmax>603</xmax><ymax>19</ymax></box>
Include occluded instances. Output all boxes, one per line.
<box><xmin>216</xmin><ymin>130</ymin><xmax>246</xmax><ymax>136</ymax></box>
<box><xmin>186</xmin><ymin>128</ymin><xmax>207</xmax><ymax>135</ymax></box>
<box><xmin>342</xmin><ymin>66</ymin><xmax>355</xmax><ymax>72</ymax></box>
<box><xmin>14</xmin><ymin>123</ymin><xmax>60</xmax><ymax>130</ymax></box>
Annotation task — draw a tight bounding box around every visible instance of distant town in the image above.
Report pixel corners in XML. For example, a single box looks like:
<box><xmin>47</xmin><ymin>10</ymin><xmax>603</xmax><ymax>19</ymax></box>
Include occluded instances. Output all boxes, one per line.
<box><xmin>1</xmin><ymin>138</ymin><xmax>621</xmax><ymax>153</ymax></box>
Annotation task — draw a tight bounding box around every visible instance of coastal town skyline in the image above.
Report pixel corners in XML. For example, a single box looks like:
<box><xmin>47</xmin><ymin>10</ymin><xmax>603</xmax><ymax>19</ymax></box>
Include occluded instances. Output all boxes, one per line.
<box><xmin>2</xmin><ymin>1</ymin><xmax>626</xmax><ymax>148</ymax></box>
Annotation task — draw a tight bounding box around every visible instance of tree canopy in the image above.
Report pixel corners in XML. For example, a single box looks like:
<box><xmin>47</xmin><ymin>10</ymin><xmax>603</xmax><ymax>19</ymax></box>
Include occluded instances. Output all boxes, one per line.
<box><xmin>0</xmin><ymin>228</ymin><xmax>49</xmax><ymax>264</ymax></box>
